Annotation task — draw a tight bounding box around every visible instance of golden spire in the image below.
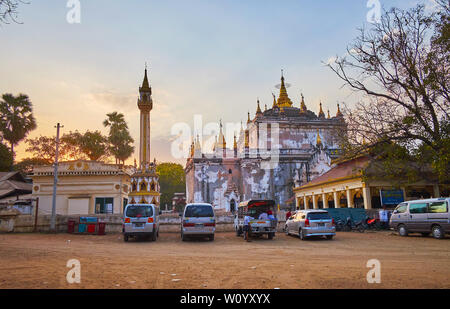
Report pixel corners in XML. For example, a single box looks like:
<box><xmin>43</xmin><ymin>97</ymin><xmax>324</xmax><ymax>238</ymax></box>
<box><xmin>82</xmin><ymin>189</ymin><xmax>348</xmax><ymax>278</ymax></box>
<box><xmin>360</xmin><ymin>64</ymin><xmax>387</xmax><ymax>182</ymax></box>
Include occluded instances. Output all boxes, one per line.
<box><xmin>336</xmin><ymin>103</ymin><xmax>343</xmax><ymax>117</ymax></box>
<box><xmin>218</xmin><ymin>119</ymin><xmax>226</xmax><ymax>149</ymax></box>
<box><xmin>277</xmin><ymin>71</ymin><xmax>293</xmax><ymax>108</ymax></box>
<box><xmin>233</xmin><ymin>133</ymin><xmax>237</xmax><ymax>150</ymax></box>
<box><xmin>300</xmin><ymin>93</ymin><xmax>307</xmax><ymax>113</ymax></box>
<box><xmin>327</xmin><ymin>109</ymin><xmax>331</xmax><ymax>119</ymax></box>
<box><xmin>140</xmin><ymin>65</ymin><xmax>151</xmax><ymax>92</ymax></box>
<box><xmin>316</xmin><ymin>129</ymin><xmax>322</xmax><ymax>147</ymax></box>
<box><xmin>272</xmin><ymin>93</ymin><xmax>277</xmax><ymax>108</ymax></box>
<box><xmin>256</xmin><ymin>98</ymin><xmax>262</xmax><ymax>115</ymax></box>
<box><xmin>247</xmin><ymin>111</ymin><xmax>251</xmax><ymax>124</ymax></box>
<box><xmin>194</xmin><ymin>134</ymin><xmax>202</xmax><ymax>151</ymax></box>
<box><xmin>264</xmin><ymin>104</ymin><xmax>267</xmax><ymax>112</ymax></box>
<box><xmin>318</xmin><ymin>101</ymin><xmax>325</xmax><ymax>118</ymax></box>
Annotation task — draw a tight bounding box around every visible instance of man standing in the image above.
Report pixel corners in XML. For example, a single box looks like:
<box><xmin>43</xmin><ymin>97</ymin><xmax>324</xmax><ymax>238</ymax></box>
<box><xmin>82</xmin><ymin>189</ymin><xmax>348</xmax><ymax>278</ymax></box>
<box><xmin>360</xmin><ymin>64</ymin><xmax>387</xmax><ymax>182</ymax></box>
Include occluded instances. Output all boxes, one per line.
<box><xmin>379</xmin><ymin>205</ymin><xmax>389</xmax><ymax>230</ymax></box>
<box><xmin>243</xmin><ymin>212</ymin><xmax>254</xmax><ymax>242</ymax></box>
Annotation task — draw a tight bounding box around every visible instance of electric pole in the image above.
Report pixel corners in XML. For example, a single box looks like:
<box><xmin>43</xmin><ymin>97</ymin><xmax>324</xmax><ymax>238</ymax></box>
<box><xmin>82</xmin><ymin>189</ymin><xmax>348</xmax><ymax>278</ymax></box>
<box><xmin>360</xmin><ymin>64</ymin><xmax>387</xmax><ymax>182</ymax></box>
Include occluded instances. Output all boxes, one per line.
<box><xmin>50</xmin><ymin>123</ymin><xmax>63</xmax><ymax>232</ymax></box>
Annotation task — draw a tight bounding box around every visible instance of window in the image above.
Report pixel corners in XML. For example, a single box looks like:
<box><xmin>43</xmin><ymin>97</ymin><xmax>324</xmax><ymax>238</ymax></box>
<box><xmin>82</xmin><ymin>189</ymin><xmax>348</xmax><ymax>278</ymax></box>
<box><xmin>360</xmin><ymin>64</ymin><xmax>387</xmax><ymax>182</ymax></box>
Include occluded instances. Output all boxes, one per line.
<box><xmin>395</xmin><ymin>203</ymin><xmax>407</xmax><ymax>213</ymax></box>
<box><xmin>95</xmin><ymin>197</ymin><xmax>114</xmax><ymax>214</ymax></box>
<box><xmin>307</xmin><ymin>212</ymin><xmax>331</xmax><ymax>220</ymax></box>
<box><xmin>185</xmin><ymin>205</ymin><xmax>214</xmax><ymax>217</ymax></box>
<box><xmin>409</xmin><ymin>203</ymin><xmax>428</xmax><ymax>214</ymax></box>
<box><xmin>428</xmin><ymin>202</ymin><xmax>448</xmax><ymax>213</ymax></box>
<box><xmin>126</xmin><ymin>205</ymin><xmax>153</xmax><ymax>218</ymax></box>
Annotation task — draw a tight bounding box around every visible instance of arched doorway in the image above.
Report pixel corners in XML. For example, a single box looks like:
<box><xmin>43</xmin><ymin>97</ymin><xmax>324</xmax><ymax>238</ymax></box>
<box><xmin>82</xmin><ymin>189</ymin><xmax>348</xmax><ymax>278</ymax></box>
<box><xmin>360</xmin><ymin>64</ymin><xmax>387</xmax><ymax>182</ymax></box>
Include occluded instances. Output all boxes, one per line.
<box><xmin>317</xmin><ymin>195</ymin><xmax>324</xmax><ymax>209</ymax></box>
<box><xmin>339</xmin><ymin>192</ymin><xmax>348</xmax><ymax>208</ymax></box>
<box><xmin>353</xmin><ymin>190</ymin><xmax>364</xmax><ymax>208</ymax></box>
<box><xmin>230</xmin><ymin>199</ymin><xmax>236</xmax><ymax>213</ymax></box>
<box><xmin>327</xmin><ymin>194</ymin><xmax>335</xmax><ymax>208</ymax></box>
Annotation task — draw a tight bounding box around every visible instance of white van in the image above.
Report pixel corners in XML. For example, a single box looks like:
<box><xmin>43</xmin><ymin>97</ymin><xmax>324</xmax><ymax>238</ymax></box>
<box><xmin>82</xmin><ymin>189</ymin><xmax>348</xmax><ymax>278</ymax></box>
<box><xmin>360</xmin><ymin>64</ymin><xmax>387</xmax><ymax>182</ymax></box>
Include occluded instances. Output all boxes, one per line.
<box><xmin>181</xmin><ymin>203</ymin><xmax>215</xmax><ymax>241</ymax></box>
<box><xmin>123</xmin><ymin>204</ymin><xmax>160</xmax><ymax>242</ymax></box>
<box><xmin>390</xmin><ymin>198</ymin><xmax>450</xmax><ymax>239</ymax></box>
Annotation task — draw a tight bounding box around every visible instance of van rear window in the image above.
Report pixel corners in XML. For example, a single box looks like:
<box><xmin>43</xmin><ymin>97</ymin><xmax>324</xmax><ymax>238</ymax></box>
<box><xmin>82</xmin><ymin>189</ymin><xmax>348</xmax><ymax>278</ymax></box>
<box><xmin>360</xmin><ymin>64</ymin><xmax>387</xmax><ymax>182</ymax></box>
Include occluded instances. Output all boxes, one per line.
<box><xmin>185</xmin><ymin>205</ymin><xmax>214</xmax><ymax>217</ymax></box>
<box><xmin>126</xmin><ymin>206</ymin><xmax>153</xmax><ymax>217</ymax></box>
<box><xmin>307</xmin><ymin>212</ymin><xmax>331</xmax><ymax>220</ymax></box>
<box><xmin>428</xmin><ymin>202</ymin><xmax>448</xmax><ymax>213</ymax></box>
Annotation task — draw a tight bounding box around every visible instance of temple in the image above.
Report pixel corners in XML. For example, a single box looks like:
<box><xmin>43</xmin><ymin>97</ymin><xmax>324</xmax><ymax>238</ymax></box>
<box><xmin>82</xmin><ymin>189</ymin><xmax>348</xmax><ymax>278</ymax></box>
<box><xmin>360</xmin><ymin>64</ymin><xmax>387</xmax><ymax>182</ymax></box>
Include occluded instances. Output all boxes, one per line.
<box><xmin>185</xmin><ymin>72</ymin><xmax>346</xmax><ymax>211</ymax></box>
<box><xmin>128</xmin><ymin>67</ymin><xmax>161</xmax><ymax>205</ymax></box>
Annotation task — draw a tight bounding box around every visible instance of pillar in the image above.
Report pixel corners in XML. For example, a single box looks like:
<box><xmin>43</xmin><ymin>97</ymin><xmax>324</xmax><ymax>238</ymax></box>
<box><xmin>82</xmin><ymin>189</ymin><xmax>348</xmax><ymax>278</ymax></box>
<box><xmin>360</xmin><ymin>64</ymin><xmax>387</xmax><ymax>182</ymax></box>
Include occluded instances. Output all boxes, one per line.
<box><xmin>433</xmin><ymin>185</ymin><xmax>440</xmax><ymax>198</ymax></box>
<box><xmin>333</xmin><ymin>191</ymin><xmax>339</xmax><ymax>208</ymax></box>
<box><xmin>346</xmin><ymin>188</ymin><xmax>354</xmax><ymax>208</ymax></box>
<box><xmin>362</xmin><ymin>186</ymin><xmax>372</xmax><ymax>209</ymax></box>
<box><xmin>322</xmin><ymin>193</ymin><xmax>327</xmax><ymax>208</ymax></box>
<box><xmin>303</xmin><ymin>196</ymin><xmax>307</xmax><ymax>210</ymax></box>
<box><xmin>312</xmin><ymin>195</ymin><xmax>318</xmax><ymax>209</ymax></box>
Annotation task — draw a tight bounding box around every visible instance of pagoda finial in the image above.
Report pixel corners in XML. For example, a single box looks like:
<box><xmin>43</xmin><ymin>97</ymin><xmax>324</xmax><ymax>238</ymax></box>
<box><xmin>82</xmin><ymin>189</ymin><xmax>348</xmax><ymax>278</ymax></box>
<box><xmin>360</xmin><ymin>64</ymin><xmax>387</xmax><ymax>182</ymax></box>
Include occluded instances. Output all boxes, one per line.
<box><xmin>277</xmin><ymin>71</ymin><xmax>293</xmax><ymax>108</ymax></box>
<box><xmin>272</xmin><ymin>93</ymin><xmax>277</xmax><ymax>108</ymax></box>
<box><xmin>256</xmin><ymin>98</ymin><xmax>262</xmax><ymax>115</ymax></box>
<box><xmin>140</xmin><ymin>65</ymin><xmax>151</xmax><ymax>92</ymax></box>
<box><xmin>327</xmin><ymin>109</ymin><xmax>331</xmax><ymax>119</ymax></box>
<box><xmin>247</xmin><ymin>111</ymin><xmax>251</xmax><ymax>124</ymax></box>
<box><xmin>318</xmin><ymin>101</ymin><xmax>325</xmax><ymax>118</ymax></box>
<box><xmin>336</xmin><ymin>103</ymin><xmax>343</xmax><ymax>117</ymax></box>
<box><xmin>233</xmin><ymin>133</ymin><xmax>237</xmax><ymax>150</ymax></box>
<box><xmin>300</xmin><ymin>93</ymin><xmax>307</xmax><ymax>113</ymax></box>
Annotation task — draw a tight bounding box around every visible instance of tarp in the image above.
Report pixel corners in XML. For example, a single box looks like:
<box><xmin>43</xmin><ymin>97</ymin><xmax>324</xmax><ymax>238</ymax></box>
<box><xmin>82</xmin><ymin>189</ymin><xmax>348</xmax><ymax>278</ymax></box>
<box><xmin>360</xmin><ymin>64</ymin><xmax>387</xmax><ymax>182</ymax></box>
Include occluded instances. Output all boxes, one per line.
<box><xmin>324</xmin><ymin>208</ymin><xmax>368</xmax><ymax>223</ymax></box>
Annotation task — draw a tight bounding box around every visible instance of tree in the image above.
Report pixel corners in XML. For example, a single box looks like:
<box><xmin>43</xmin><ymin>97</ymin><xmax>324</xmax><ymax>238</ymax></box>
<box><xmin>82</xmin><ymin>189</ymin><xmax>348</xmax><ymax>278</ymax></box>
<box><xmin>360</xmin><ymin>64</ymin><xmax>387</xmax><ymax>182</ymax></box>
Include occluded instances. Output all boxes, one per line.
<box><xmin>327</xmin><ymin>2</ymin><xmax>450</xmax><ymax>183</ymax></box>
<box><xmin>103</xmin><ymin>112</ymin><xmax>134</xmax><ymax>164</ymax></box>
<box><xmin>13</xmin><ymin>157</ymin><xmax>50</xmax><ymax>174</ymax></box>
<box><xmin>0</xmin><ymin>0</ymin><xmax>28</xmax><ymax>24</ymax></box>
<box><xmin>0</xmin><ymin>93</ymin><xmax>37</xmax><ymax>161</ymax></box>
<box><xmin>156</xmin><ymin>163</ymin><xmax>186</xmax><ymax>209</ymax></box>
<box><xmin>0</xmin><ymin>142</ymin><xmax>13</xmax><ymax>171</ymax></box>
<box><xmin>25</xmin><ymin>135</ymin><xmax>65</xmax><ymax>163</ymax></box>
<box><xmin>78</xmin><ymin>130</ymin><xmax>109</xmax><ymax>161</ymax></box>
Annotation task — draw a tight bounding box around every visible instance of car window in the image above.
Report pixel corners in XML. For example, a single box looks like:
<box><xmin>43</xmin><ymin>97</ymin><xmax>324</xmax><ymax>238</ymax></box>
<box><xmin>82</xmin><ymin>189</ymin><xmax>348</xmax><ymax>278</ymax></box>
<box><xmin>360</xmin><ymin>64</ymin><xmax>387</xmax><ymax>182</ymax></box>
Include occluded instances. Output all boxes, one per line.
<box><xmin>428</xmin><ymin>202</ymin><xmax>448</xmax><ymax>213</ymax></box>
<box><xmin>185</xmin><ymin>205</ymin><xmax>214</xmax><ymax>217</ymax></box>
<box><xmin>395</xmin><ymin>204</ymin><xmax>408</xmax><ymax>213</ymax></box>
<box><xmin>126</xmin><ymin>206</ymin><xmax>153</xmax><ymax>217</ymax></box>
<box><xmin>307</xmin><ymin>212</ymin><xmax>331</xmax><ymax>220</ymax></box>
<box><xmin>409</xmin><ymin>203</ymin><xmax>428</xmax><ymax>214</ymax></box>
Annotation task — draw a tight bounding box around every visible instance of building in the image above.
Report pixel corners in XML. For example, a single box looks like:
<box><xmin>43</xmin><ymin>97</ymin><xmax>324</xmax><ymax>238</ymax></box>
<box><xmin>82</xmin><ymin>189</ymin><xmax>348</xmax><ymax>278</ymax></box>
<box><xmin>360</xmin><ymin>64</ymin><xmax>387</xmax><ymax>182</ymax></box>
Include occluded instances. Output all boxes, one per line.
<box><xmin>185</xmin><ymin>73</ymin><xmax>346</xmax><ymax>211</ymax></box>
<box><xmin>31</xmin><ymin>161</ymin><xmax>132</xmax><ymax>215</ymax></box>
<box><xmin>0</xmin><ymin>172</ymin><xmax>32</xmax><ymax>204</ymax></box>
<box><xmin>127</xmin><ymin>67</ymin><xmax>161</xmax><ymax>205</ymax></box>
<box><xmin>293</xmin><ymin>155</ymin><xmax>450</xmax><ymax>210</ymax></box>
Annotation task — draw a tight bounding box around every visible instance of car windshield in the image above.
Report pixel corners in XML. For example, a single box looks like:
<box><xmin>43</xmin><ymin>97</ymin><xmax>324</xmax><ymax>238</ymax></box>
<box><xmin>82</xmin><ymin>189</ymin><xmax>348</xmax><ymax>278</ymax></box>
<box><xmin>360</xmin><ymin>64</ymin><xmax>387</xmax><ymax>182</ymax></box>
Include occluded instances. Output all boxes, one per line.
<box><xmin>126</xmin><ymin>206</ymin><xmax>153</xmax><ymax>218</ymax></box>
<box><xmin>307</xmin><ymin>212</ymin><xmax>331</xmax><ymax>220</ymax></box>
<box><xmin>185</xmin><ymin>205</ymin><xmax>214</xmax><ymax>217</ymax></box>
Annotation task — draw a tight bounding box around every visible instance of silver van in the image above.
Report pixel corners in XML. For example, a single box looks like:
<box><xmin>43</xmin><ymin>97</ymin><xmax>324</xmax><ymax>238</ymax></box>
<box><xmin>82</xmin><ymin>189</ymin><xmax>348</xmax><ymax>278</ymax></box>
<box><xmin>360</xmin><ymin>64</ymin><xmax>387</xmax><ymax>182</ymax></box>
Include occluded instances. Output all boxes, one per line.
<box><xmin>390</xmin><ymin>198</ymin><xmax>450</xmax><ymax>239</ymax></box>
<box><xmin>123</xmin><ymin>204</ymin><xmax>160</xmax><ymax>242</ymax></box>
<box><xmin>181</xmin><ymin>203</ymin><xmax>215</xmax><ymax>241</ymax></box>
<box><xmin>285</xmin><ymin>209</ymin><xmax>336</xmax><ymax>240</ymax></box>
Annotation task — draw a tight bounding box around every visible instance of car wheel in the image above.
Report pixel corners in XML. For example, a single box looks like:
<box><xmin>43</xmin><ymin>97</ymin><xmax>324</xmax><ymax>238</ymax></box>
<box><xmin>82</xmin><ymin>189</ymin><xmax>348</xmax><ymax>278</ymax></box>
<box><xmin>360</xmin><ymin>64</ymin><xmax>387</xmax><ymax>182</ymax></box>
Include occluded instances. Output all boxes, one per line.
<box><xmin>268</xmin><ymin>232</ymin><xmax>274</xmax><ymax>240</ymax></box>
<box><xmin>123</xmin><ymin>235</ymin><xmax>129</xmax><ymax>242</ymax></box>
<box><xmin>326</xmin><ymin>235</ymin><xmax>334</xmax><ymax>240</ymax></box>
<box><xmin>432</xmin><ymin>225</ymin><xmax>444</xmax><ymax>239</ymax></box>
<box><xmin>151</xmin><ymin>231</ymin><xmax>157</xmax><ymax>241</ymax></box>
<box><xmin>181</xmin><ymin>232</ymin><xmax>186</xmax><ymax>241</ymax></box>
<box><xmin>299</xmin><ymin>229</ymin><xmax>306</xmax><ymax>241</ymax></box>
<box><xmin>285</xmin><ymin>226</ymin><xmax>289</xmax><ymax>236</ymax></box>
<box><xmin>421</xmin><ymin>232</ymin><xmax>430</xmax><ymax>237</ymax></box>
<box><xmin>398</xmin><ymin>224</ymin><xmax>408</xmax><ymax>237</ymax></box>
<box><xmin>209</xmin><ymin>234</ymin><xmax>214</xmax><ymax>241</ymax></box>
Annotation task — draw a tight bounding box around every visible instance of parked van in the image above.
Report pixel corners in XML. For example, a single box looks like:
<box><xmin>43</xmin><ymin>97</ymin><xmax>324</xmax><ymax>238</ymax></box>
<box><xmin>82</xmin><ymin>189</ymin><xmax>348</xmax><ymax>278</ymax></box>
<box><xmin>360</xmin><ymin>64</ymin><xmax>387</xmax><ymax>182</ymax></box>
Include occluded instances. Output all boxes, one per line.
<box><xmin>234</xmin><ymin>200</ymin><xmax>277</xmax><ymax>240</ymax></box>
<box><xmin>123</xmin><ymin>204</ymin><xmax>160</xmax><ymax>242</ymax></box>
<box><xmin>181</xmin><ymin>203</ymin><xmax>216</xmax><ymax>241</ymax></box>
<box><xmin>390</xmin><ymin>198</ymin><xmax>450</xmax><ymax>239</ymax></box>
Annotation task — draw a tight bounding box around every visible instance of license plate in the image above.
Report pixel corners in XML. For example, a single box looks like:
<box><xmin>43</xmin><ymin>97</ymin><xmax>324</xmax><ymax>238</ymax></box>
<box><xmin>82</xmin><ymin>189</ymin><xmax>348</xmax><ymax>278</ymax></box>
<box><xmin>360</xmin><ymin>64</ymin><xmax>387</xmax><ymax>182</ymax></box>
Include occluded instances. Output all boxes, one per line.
<box><xmin>134</xmin><ymin>223</ymin><xmax>144</xmax><ymax>228</ymax></box>
<box><xmin>195</xmin><ymin>223</ymin><xmax>203</xmax><ymax>227</ymax></box>
<box><xmin>318</xmin><ymin>223</ymin><xmax>325</xmax><ymax>227</ymax></box>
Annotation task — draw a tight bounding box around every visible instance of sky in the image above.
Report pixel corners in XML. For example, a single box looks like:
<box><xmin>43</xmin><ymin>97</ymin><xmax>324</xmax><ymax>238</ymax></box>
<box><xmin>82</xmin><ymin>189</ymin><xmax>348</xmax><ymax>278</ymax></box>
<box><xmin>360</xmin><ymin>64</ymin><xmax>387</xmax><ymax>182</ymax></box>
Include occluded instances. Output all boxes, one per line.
<box><xmin>0</xmin><ymin>0</ymin><xmax>433</xmax><ymax>166</ymax></box>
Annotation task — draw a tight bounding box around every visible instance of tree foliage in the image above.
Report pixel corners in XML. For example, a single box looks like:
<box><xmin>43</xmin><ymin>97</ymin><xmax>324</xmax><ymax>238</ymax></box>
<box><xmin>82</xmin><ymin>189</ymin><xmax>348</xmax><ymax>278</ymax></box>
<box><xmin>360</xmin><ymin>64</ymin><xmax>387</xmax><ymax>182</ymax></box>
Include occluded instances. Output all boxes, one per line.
<box><xmin>0</xmin><ymin>93</ymin><xmax>37</xmax><ymax>160</ymax></box>
<box><xmin>156</xmin><ymin>163</ymin><xmax>186</xmax><ymax>209</ymax></box>
<box><xmin>0</xmin><ymin>0</ymin><xmax>28</xmax><ymax>24</ymax></box>
<box><xmin>103</xmin><ymin>112</ymin><xmax>134</xmax><ymax>164</ymax></box>
<box><xmin>328</xmin><ymin>2</ymin><xmax>450</xmax><ymax>183</ymax></box>
<box><xmin>0</xmin><ymin>142</ymin><xmax>13</xmax><ymax>171</ymax></box>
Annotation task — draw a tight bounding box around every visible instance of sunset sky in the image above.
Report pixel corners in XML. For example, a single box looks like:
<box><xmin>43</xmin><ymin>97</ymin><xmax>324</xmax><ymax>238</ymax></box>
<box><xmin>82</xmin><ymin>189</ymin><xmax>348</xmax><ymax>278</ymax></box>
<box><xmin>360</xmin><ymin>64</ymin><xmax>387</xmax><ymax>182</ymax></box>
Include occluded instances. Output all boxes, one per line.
<box><xmin>0</xmin><ymin>0</ymin><xmax>432</xmax><ymax>165</ymax></box>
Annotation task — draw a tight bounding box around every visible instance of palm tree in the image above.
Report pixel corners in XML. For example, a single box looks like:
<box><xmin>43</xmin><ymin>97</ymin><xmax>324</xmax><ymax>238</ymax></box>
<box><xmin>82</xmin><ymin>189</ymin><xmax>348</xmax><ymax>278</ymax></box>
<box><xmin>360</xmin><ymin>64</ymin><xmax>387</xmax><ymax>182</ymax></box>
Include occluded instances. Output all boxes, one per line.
<box><xmin>103</xmin><ymin>112</ymin><xmax>134</xmax><ymax>164</ymax></box>
<box><xmin>0</xmin><ymin>93</ymin><xmax>37</xmax><ymax>161</ymax></box>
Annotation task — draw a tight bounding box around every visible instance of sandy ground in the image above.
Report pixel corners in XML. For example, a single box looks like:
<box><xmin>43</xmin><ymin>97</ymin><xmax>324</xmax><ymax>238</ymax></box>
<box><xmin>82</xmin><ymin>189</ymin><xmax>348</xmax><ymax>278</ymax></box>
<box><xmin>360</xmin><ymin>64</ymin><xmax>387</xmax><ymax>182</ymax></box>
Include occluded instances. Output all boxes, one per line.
<box><xmin>0</xmin><ymin>231</ymin><xmax>449</xmax><ymax>289</ymax></box>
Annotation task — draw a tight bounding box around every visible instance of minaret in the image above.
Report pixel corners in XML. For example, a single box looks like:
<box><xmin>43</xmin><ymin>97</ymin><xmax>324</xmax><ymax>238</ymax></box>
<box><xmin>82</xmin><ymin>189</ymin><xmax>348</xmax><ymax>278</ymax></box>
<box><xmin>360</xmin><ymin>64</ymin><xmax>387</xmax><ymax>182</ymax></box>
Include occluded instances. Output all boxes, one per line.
<box><xmin>137</xmin><ymin>66</ymin><xmax>153</xmax><ymax>168</ymax></box>
<box><xmin>128</xmin><ymin>66</ymin><xmax>161</xmax><ymax>206</ymax></box>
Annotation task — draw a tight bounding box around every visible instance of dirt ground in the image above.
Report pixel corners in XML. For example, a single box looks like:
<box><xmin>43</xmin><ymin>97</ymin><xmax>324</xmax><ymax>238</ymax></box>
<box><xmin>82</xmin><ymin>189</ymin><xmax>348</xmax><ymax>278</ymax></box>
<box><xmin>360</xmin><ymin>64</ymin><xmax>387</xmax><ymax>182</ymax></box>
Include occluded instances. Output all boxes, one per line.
<box><xmin>0</xmin><ymin>231</ymin><xmax>449</xmax><ymax>289</ymax></box>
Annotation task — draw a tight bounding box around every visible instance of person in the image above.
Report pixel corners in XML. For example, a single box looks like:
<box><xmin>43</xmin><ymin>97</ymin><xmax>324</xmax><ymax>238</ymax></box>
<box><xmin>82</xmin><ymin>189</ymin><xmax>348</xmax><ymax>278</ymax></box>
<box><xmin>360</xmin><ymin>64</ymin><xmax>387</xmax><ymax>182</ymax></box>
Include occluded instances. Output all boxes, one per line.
<box><xmin>243</xmin><ymin>212</ymin><xmax>254</xmax><ymax>242</ymax></box>
<box><xmin>258</xmin><ymin>211</ymin><xmax>269</xmax><ymax>220</ymax></box>
<box><xmin>267</xmin><ymin>210</ymin><xmax>276</xmax><ymax>221</ymax></box>
<box><xmin>379</xmin><ymin>205</ymin><xmax>389</xmax><ymax>229</ymax></box>
<box><xmin>285</xmin><ymin>209</ymin><xmax>292</xmax><ymax>221</ymax></box>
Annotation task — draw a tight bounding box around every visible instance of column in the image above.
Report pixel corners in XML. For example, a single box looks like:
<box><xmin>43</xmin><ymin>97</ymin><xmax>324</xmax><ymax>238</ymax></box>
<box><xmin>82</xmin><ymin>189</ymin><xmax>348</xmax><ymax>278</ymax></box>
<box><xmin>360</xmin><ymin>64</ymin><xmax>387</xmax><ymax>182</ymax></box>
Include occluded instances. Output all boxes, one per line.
<box><xmin>303</xmin><ymin>196</ymin><xmax>307</xmax><ymax>210</ymax></box>
<box><xmin>433</xmin><ymin>185</ymin><xmax>440</xmax><ymax>198</ymax></box>
<box><xmin>322</xmin><ymin>193</ymin><xmax>327</xmax><ymax>208</ymax></box>
<box><xmin>333</xmin><ymin>191</ymin><xmax>339</xmax><ymax>208</ymax></box>
<box><xmin>312</xmin><ymin>195</ymin><xmax>318</xmax><ymax>209</ymax></box>
<box><xmin>346</xmin><ymin>188</ymin><xmax>354</xmax><ymax>208</ymax></box>
<box><xmin>362</xmin><ymin>186</ymin><xmax>372</xmax><ymax>209</ymax></box>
